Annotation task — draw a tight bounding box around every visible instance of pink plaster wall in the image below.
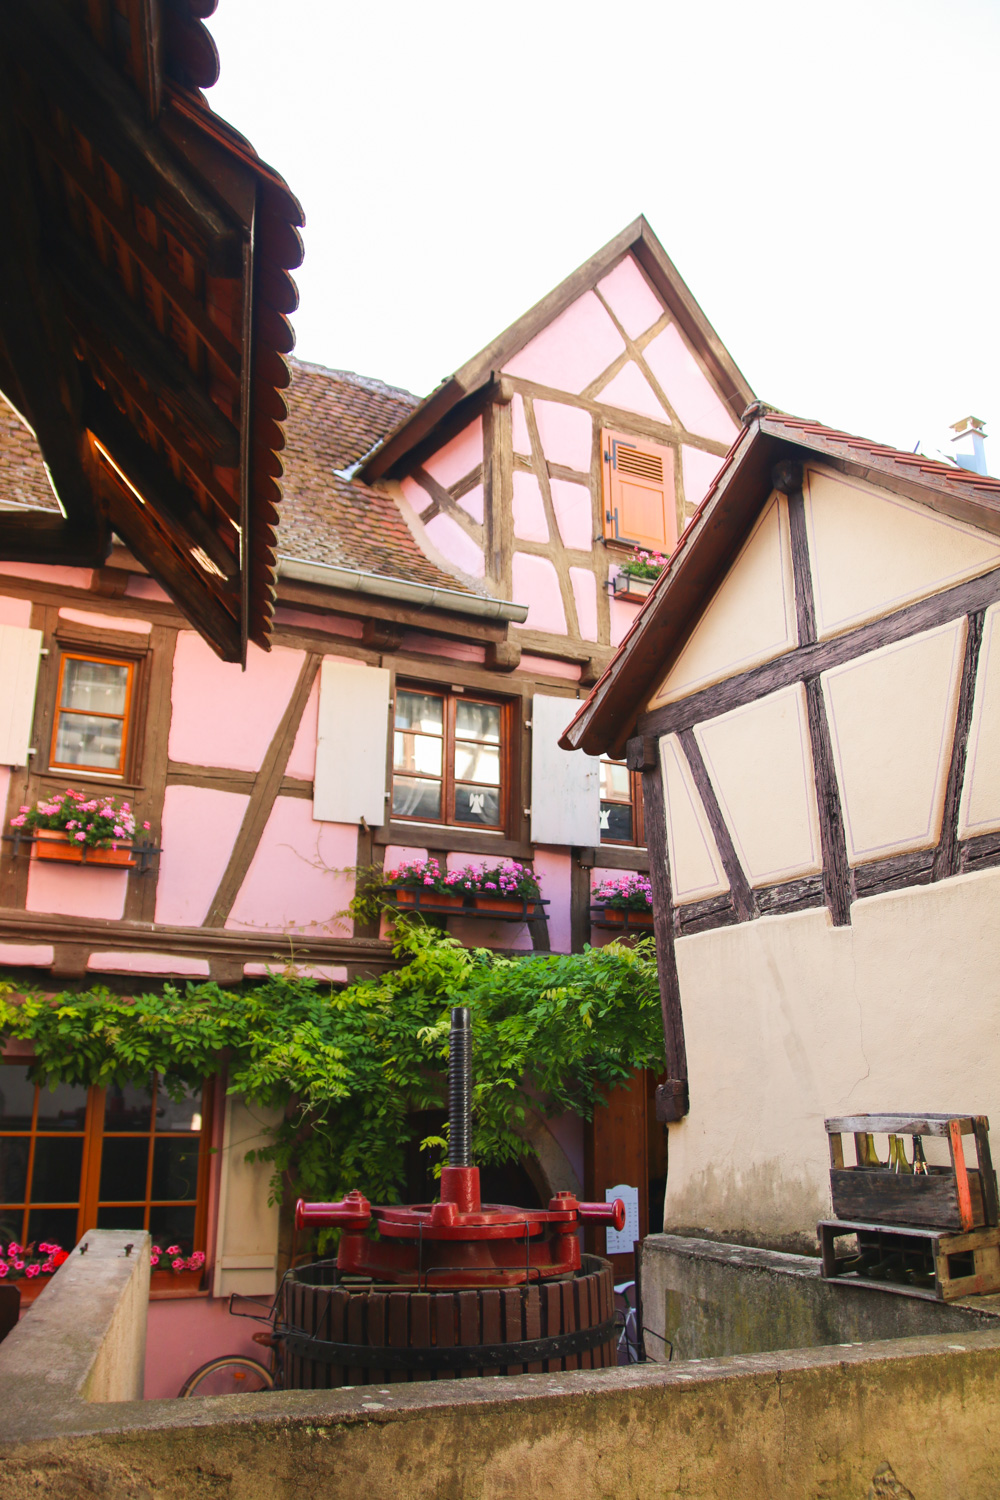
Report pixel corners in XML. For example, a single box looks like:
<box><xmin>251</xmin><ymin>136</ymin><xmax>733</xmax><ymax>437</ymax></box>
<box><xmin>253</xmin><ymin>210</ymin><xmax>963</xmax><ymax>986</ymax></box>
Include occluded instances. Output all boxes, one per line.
<box><xmin>400</xmin><ymin>475</ymin><xmax>432</xmax><ymax>516</ymax></box>
<box><xmin>155</xmin><ymin>786</ymin><xmax>249</xmax><ymax>926</ymax></box>
<box><xmin>682</xmin><ymin>445</ymin><xmax>724</xmax><ymax>509</ymax></box>
<box><xmin>0</xmin><ymin>596</ymin><xmax>32</xmax><ymax>627</ymax></box>
<box><xmin>596</xmin><ymin>362</ymin><xmax>670</xmax><ymax>424</ymax></box>
<box><xmin>285</xmin><ymin>677</ymin><xmax>319</xmax><ymax>781</ymax></box>
<box><xmin>226</xmin><ymin>797</ymin><xmax>357</xmax><ymax>936</ymax></box>
<box><xmin>512</xmin><ymin>395</ymin><xmax>532</xmax><ymax>456</ymax></box>
<box><xmin>423</xmin><ymin>513</ymin><xmax>485</xmax><ymax>579</ymax></box>
<box><xmin>610</xmin><ymin>597</ymin><xmax>642</xmax><ymax>648</ymax></box>
<box><xmin>0</xmin><ymin>561</ymin><xmax>93</xmax><ymax>589</ymax></box>
<box><xmin>457</xmin><ymin>484</ymin><xmax>484</xmax><ymax>523</ymax></box>
<box><xmin>519</xmin><ymin>654</ymin><xmax>581</xmax><ymax>682</ymax></box>
<box><xmin>58</xmin><ymin>608</ymin><xmax>151</xmax><ymax>634</ymax></box>
<box><xmin>126</xmin><ymin>575</ymin><xmax>171</xmax><ymax>602</ymax></box>
<box><xmin>0</xmin><ymin>766</ymin><xmax>8</xmax><ymax>817</ymax></box>
<box><xmin>145</xmin><ymin>1295</ymin><xmax>261</xmax><ymax>1400</ymax></box>
<box><xmin>533</xmin><ymin>400</ymin><xmax>593</xmax><ymax>473</ymax></box>
<box><xmin>272</xmin><ymin>606</ymin><xmax>364</xmax><ymax>639</ymax></box>
<box><xmin>168</xmin><ymin>634</ymin><xmax>305</xmax><ymax>771</ymax></box>
<box><xmin>422</xmin><ymin>418</ymin><xmax>483</xmax><ymax>490</ymax></box>
<box><xmin>596</xmin><ymin>256</ymin><xmax>664</xmax><ymax>340</ymax></box>
<box><xmin>398</xmin><ymin>632</ymin><xmax>486</xmax><ymax>664</ymax></box>
<box><xmin>0</xmin><ymin>942</ymin><xmax>54</xmax><ymax>966</ymax></box>
<box><xmin>26</xmin><ymin>860</ymin><xmax>128</xmax><ymax>920</ymax></box>
<box><xmin>512</xmin><ymin>472</ymin><xmax>549</xmax><ymax>543</ymax></box>
<box><xmin>244</xmin><ymin>962</ymin><xmax>347</xmax><ymax>981</ymax></box>
<box><xmin>549</xmin><ymin>479</ymin><xmax>593</xmax><ymax>551</ymax></box>
<box><xmin>531</xmin><ymin>849</ymin><xmax>572</xmax><ymax>953</ymax></box>
<box><xmin>86</xmin><ymin>951</ymin><xmax>210</xmax><ymax>977</ymax></box>
<box><xmin>569</xmin><ymin>568</ymin><xmax>598</xmax><ymax>642</ymax></box>
<box><xmin>642</xmin><ymin>325</ymin><xmax>739</xmax><ymax>445</ymax></box>
<box><xmin>503</xmin><ymin>292</ymin><xmax>624</xmax><ymax>395</ymax></box>
<box><xmin>511</xmin><ymin>554</ymin><xmax>566</xmax><ymax>634</ymax></box>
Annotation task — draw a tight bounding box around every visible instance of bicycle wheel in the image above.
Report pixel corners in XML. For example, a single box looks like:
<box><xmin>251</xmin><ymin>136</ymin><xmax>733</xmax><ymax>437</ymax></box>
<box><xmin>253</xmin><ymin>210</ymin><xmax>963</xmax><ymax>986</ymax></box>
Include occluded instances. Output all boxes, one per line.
<box><xmin>178</xmin><ymin>1355</ymin><xmax>274</xmax><ymax>1397</ymax></box>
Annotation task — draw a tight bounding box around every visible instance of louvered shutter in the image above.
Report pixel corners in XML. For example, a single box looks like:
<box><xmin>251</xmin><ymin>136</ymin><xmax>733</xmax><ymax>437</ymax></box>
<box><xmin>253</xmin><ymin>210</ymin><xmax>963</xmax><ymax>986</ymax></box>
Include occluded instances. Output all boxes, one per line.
<box><xmin>530</xmin><ymin>693</ymin><xmax>601</xmax><ymax>846</ymax></box>
<box><xmin>602</xmin><ymin>430</ymin><xmax>677</xmax><ymax>552</ymax></box>
<box><xmin>211</xmin><ymin>1096</ymin><xmax>282</xmax><ymax>1298</ymax></box>
<box><xmin>313</xmin><ymin>660</ymin><xmax>391</xmax><ymax>825</ymax></box>
<box><xmin>0</xmin><ymin>625</ymin><xmax>43</xmax><ymax>766</ymax></box>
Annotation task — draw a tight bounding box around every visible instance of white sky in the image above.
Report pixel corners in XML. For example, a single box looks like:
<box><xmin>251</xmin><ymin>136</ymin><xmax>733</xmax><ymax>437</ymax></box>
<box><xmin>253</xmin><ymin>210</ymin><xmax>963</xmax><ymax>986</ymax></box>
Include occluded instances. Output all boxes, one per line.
<box><xmin>206</xmin><ymin>0</ymin><xmax>999</xmax><ymax>468</ymax></box>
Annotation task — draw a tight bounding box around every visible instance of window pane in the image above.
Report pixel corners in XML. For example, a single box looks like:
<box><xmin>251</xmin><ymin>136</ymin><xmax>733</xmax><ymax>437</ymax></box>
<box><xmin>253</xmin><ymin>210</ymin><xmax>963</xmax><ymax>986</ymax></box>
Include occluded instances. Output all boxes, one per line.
<box><xmin>53</xmin><ymin>713</ymin><xmax>125</xmax><ymax>770</ymax></box>
<box><xmin>455</xmin><ymin>784</ymin><xmax>500</xmax><ymax>825</ymax></box>
<box><xmin>394</xmin><ymin>691</ymin><xmax>443</xmax><ymax>734</ymax></box>
<box><xmin>0</xmin><ymin>1138</ymin><xmax>29</xmax><ymax>1203</ymax></box>
<box><xmin>155</xmin><ymin>1083</ymin><xmax>203</xmax><ymax>1133</ymax></box>
<box><xmin>31</xmin><ymin>1137</ymin><xmax>84</xmax><ymax>1203</ymax></box>
<box><xmin>393</xmin><ymin>731</ymin><xmax>443</xmax><ymax>777</ymax></box>
<box><xmin>392</xmin><ymin>776</ymin><xmax>442</xmax><ymax>820</ymax></box>
<box><xmin>104</xmin><ymin>1082</ymin><xmax>154</xmax><ymax>1133</ymax></box>
<box><xmin>35</xmin><ymin>1081</ymin><xmax>88</xmax><ymax>1132</ymax></box>
<box><xmin>99</xmin><ymin>1137</ymin><xmax>149</xmax><ymax>1202</ymax></box>
<box><xmin>152</xmin><ymin>1138</ymin><xmax>200</xmax><ymax>1201</ymax></box>
<box><xmin>60</xmin><ymin>658</ymin><xmax>129</xmax><ymax>714</ymax></box>
<box><xmin>27</xmin><ymin>1207</ymin><xmax>77</xmax><ymax>1250</ymax></box>
<box><xmin>600</xmin><ymin>802</ymin><xmax>633</xmax><ymax>842</ymax></box>
<box><xmin>454</xmin><ymin>741</ymin><xmax>500</xmax><ymax>785</ymax></box>
<box><xmin>0</xmin><ymin>1206</ymin><xmax>24</xmax><ymax>1243</ymax></box>
<box><xmin>0</xmin><ymin>1068</ymin><xmax>36</xmax><ymax>1129</ymax></box>
<box><xmin>149</xmin><ymin>1204</ymin><xmax>196</xmax><ymax>1254</ymax></box>
<box><xmin>600</xmin><ymin>761</ymin><xmax>631</xmax><ymax>800</ymax></box>
<box><xmin>456</xmin><ymin>701</ymin><xmax>500</xmax><ymax>743</ymax></box>
<box><xmin>97</xmin><ymin>1206</ymin><xmax>146</xmax><ymax>1231</ymax></box>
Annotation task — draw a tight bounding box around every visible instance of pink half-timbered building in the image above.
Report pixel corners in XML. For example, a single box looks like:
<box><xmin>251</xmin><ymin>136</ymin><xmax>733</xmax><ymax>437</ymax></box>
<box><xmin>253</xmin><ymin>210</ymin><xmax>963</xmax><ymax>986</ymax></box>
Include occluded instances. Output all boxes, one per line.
<box><xmin>0</xmin><ymin>218</ymin><xmax>752</xmax><ymax>1393</ymax></box>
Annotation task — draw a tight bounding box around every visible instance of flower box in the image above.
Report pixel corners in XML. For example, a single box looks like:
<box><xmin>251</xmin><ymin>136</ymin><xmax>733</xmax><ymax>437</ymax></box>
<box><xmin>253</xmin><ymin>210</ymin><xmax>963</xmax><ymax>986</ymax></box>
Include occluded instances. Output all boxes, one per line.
<box><xmin>470</xmin><ymin>894</ymin><xmax>546</xmax><ymax>920</ymax></box>
<box><xmin>612</xmin><ymin>573</ymin><xmax>658</xmax><ymax>602</ymax></box>
<box><xmin>13</xmin><ymin>1274</ymin><xmax>51</xmax><ymax>1305</ymax></box>
<box><xmin>33</xmin><ymin>829</ymin><xmax>136</xmax><ymax>868</ymax></box>
<box><xmin>392</xmin><ymin>887</ymin><xmax>465</xmax><ymax>913</ymax></box>
<box><xmin>590</xmin><ymin>904</ymin><xmax>655</xmax><ymax>932</ymax></box>
<box><xmin>150</xmin><ymin>1266</ymin><xmax>206</xmax><ymax>1297</ymax></box>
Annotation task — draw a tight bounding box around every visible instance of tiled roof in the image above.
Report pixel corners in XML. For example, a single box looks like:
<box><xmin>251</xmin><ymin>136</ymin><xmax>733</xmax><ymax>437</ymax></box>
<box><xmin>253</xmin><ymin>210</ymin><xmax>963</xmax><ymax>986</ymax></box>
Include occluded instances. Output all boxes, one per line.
<box><xmin>276</xmin><ymin>359</ymin><xmax>478</xmax><ymax>592</ymax></box>
<box><xmin>0</xmin><ymin>397</ymin><xmax>58</xmax><ymax>514</ymax></box>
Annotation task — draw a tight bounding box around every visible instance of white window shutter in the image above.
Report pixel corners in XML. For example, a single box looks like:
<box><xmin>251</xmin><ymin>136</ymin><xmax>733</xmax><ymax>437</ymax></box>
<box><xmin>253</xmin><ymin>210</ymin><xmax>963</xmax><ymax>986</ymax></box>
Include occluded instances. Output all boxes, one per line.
<box><xmin>530</xmin><ymin>693</ymin><xmax>601</xmax><ymax>846</ymax></box>
<box><xmin>211</xmin><ymin>1096</ymin><xmax>282</xmax><ymax>1299</ymax></box>
<box><xmin>313</xmin><ymin>660</ymin><xmax>391</xmax><ymax>825</ymax></box>
<box><xmin>0</xmin><ymin>625</ymin><xmax>43</xmax><ymax>766</ymax></box>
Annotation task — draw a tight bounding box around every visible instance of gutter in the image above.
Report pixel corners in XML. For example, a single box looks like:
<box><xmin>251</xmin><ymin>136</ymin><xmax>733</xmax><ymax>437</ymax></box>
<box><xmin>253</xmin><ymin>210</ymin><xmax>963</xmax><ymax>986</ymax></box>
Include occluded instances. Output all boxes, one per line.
<box><xmin>276</xmin><ymin>555</ymin><xmax>530</xmax><ymax>623</ymax></box>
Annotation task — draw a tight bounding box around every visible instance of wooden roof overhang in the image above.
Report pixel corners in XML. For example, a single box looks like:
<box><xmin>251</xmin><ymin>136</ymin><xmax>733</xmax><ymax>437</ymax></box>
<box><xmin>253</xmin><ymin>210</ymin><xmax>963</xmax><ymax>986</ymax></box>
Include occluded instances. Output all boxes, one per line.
<box><xmin>561</xmin><ymin>408</ymin><xmax>1000</xmax><ymax>759</ymax></box>
<box><xmin>0</xmin><ymin>0</ymin><xmax>303</xmax><ymax>662</ymax></box>
<box><xmin>358</xmin><ymin>215</ymin><xmax>754</xmax><ymax>484</ymax></box>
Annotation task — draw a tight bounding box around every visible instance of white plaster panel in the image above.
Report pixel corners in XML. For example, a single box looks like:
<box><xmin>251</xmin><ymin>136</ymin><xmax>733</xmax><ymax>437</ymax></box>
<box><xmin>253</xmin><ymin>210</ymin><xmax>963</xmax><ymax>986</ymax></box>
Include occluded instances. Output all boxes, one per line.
<box><xmin>682</xmin><ymin>446</ymin><xmax>722</xmax><ymax>510</ymax></box>
<box><xmin>569</xmin><ymin>568</ymin><xmax>598</xmax><ymax>642</ymax></box>
<box><xmin>512</xmin><ymin>395</ymin><xmax>532</xmax><ymax>456</ymax></box>
<box><xmin>959</xmin><ymin>601</ymin><xmax>1000</xmax><ymax>837</ymax></box>
<box><xmin>423</xmin><ymin>512</ymin><xmax>485</xmax><ymax>579</ymax></box>
<box><xmin>804</xmin><ymin>466</ymin><xmax>1000</xmax><ymax>640</ymax></box>
<box><xmin>822</xmin><ymin>618</ymin><xmax>966</xmax><ymax>864</ymax></box>
<box><xmin>641</xmin><ymin>325</ymin><xmax>739</xmax><ymax>445</ymax></box>
<box><xmin>532</xmin><ymin>400</ymin><xmax>593</xmax><ymax>473</ymax></box>
<box><xmin>596</xmin><ymin>255</ymin><xmax>663</xmax><ymax>339</ymax></box>
<box><xmin>512</xmin><ymin>471</ymin><xmax>549</xmax><ymax>542</ymax></box>
<box><xmin>659</xmin><ymin>733</ymin><xmax>729</xmax><ymax>903</ymax></box>
<box><xmin>421</xmin><ymin>418</ymin><xmax>482</xmax><ymax>489</ymax></box>
<box><xmin>648</xmin><ymin>494</ymin><xmax>796</xmax><ymax>708</ymax></box>
<box><xmin>502</xmin><ymin>291</ymin><xmax>625</xmax><ymax>394</ymax></box>
<box><xmin>595</xmin><ymin>361</ymin><xmax>670</xmax><ymax>423</ymax></box>
<box><xmin>694</xmin><ymin>684</ymin><xmax>822</xmax><ymax>887</ymax></box>
<box><xmin>550</xmin><ymin>479</ymin><xmax>593</xmax><ymax>551</ymax></box>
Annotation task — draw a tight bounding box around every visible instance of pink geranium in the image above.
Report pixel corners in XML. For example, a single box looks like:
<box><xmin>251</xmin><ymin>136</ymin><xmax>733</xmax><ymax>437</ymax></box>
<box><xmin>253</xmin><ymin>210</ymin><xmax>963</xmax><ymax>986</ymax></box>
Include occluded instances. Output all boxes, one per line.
<box><xmin>25</xmin><ymin>1263</ymin><xmax>39</xmax><ymax>1279</ymax></box>
<box><xmin>171</xmin><ymin>1258</ymin><xmax>185</xmax><ymax>1271</ymax></box>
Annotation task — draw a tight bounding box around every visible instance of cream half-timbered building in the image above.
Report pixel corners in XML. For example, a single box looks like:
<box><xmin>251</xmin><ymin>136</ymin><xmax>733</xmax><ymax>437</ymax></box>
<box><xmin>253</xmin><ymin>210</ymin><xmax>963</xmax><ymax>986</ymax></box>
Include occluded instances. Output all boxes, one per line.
<box><xmin>564</xmin><ymin>407</ymin><xmax>1000</xmax><ymax>1251</ymax></box>
<box><xmin>0</xmin><ymin>219</ymin><xmax>751</xmax><ymax>1391</ymax></box>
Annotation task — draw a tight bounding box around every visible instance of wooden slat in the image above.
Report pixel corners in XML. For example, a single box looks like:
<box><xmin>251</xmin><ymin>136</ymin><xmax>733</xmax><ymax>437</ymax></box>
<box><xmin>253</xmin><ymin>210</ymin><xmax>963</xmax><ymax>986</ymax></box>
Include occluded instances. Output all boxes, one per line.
<box><xmin>974</xmin><ymin>1118</ymin><xmax>999</xmax><ymax>1228</ymax></box>
<box><xmin>577</xmin><ymin>1276</ymin><xmax>594</xmax><ymax>1371</ymax></box>
<box><xmin>387</xmin><ymin>1292</ymin><xmax>409</xmax><ymax>1384</ymax></box>
<box><xmin>501</xmin><ymin>1288</ymin><xmax>523</xmax><ymax>1376</ymax></box>
<box><xmin>479</xmin><ymin>1290</ymin><xmax>502</xmax><ymax>1378</ymax></box>
<box><xmin>434</xmin><ymin>1291</ymin><xmax>457</xmax><ymax>1381</ymax></box>
<box><xmin>950</xmin><ymin>1121</ymin><xmax>976</xmax><ymax>1233</ymax></box>
<box><xmin>408</xmin><ymin>1293</ymin><xmax>432</xmax><ymax>1383</ymax></box>
<box><xmin>560</xmin><ymin>1280</ymin><xmax>578</xmax><ymax>1371</ymax></box>
<box><xmin>826</xmin><ymin>1115</ymin><xmax>976</xmax><ymax>1136</ymax></box>
<box><xmin>327</xmin><ymin>1287</ymin><xmax>347</xmax><ymax>1389</ymax></box>
<box><xmin>542</xmin><ymin>1282</ymin><xmax>562</xmax><ymax>1373</ymax></box>
<box><xmin>345</xmin><ymin>1291</ymin><xmax>365</xmax><ymax>1387</ymax></box>
<box><xmin>524</xmin><ymin>1286</ymin><xmax>543</xmax><ymax>1375</ymax></box>
<box><xmin>458</xmin><ymin>1290</ymin><xmax>479</xmax><ymax>1379</ymax></box>
<box><xmin>366</xmin><ymin>1291</ymin><xmax>387</xmax><ymax>1387</ymax></box>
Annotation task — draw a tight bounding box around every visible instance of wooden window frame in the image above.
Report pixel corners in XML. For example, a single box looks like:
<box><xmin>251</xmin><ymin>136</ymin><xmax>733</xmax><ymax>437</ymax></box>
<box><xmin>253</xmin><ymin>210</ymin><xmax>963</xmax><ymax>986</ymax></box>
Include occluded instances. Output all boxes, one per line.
<box><xmin>600</xmin><ymin>427</ymin><xmax>677</xmax><ymax>554</ymax></box>
<box><xmin>0</xmin><ymin>1062</ymin><xmax>213</xmax><ymax>1295</ymax></box>
<box><xmin>391</xmin><ymin>682</ymin><xmax>512</xmax><ymax>834</ymax></box>
<box><xmin>46</xmin><ymin>648</ymin><xmax>141</xmax><ymax>781</ymax></box>
<box><xmin>599</xmin><ymin>758</ymin><xmax>646</xmax><ymax>848</ymax></box>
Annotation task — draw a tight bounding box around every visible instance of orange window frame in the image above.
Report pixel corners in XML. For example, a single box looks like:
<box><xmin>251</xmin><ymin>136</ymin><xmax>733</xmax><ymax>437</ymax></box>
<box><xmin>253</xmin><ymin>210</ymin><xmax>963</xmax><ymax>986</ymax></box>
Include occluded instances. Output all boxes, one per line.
<box><xmin>49</xmin><ymin>652</ymin><xmax>136</xmax><ymax>777</ymax></box>
<box><xmin>0</xmin><ymin>1065</ymin><xmax>212</xmax><ymax>1269</ymax></box>
<box><xmin>392</xmin><ymin>686</ymin><xmax>510</xmax><ymax>832</ymax></box>
<box><xmin>599</xmin><ymin>759</ymin><xmax>646</xmax><ymax>847</ymax></box>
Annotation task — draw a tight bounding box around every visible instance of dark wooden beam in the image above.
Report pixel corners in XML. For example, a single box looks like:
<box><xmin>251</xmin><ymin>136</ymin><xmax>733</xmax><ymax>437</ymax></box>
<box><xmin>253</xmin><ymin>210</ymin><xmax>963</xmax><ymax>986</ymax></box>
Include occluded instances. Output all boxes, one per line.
<box><xmin>640</xmin><ymin>767</ymin><xmax>688</xmax><ymax>1118</ymax></box>
<box><xmin>934</xmin><ymin>611</ymin><xmax>984</xmax><ymax>883</ymax></box>
<box><xmin>773</xmin><ymin>460</ymin><xmax>817</xmax><ymax>648</ymax></box>
<box><xmin>677</xmin><ymin>728</ymin><xmax>756</xmax><ymax>923</ymax></box>
<box><xmin>804</xmin><ymin>677</ymin><xmax>852</xmax><ymax>927</ymax></box>
<box><xmin>0</xmin><ymin>513</ymin><xmax>107</xmax><ymax>565</ymax></box>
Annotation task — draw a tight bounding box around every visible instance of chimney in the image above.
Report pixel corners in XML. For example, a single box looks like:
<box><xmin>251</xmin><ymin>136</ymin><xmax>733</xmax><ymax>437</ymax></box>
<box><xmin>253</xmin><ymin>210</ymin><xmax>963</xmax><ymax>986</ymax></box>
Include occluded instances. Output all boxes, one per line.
<box><xmin>950</xmin><ymin>416</ymin><xmax>988</xmax><ymax>476</ymax></box>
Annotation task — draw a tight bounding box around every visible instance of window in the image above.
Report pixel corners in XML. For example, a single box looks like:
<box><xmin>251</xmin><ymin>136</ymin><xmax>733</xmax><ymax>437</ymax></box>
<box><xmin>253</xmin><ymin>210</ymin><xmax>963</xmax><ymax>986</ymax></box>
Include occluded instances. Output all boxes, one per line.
<box><xmin>392</xmin><ymin>686</ymin><xmax>506</xmax><ymax>829</ymax></box>
<box><xmin>599</xmin><ymin>757</ymin><xmax>645</xmax><ymax>846</ymax></box>
<box><xmin>601</xmin><ymin>428</ymin><xmax>677</xmax><ymax>553</ymax></box>
<box><xmin>49</xmin><ymin>653</ymin><xmax>135</xmax><ymax>776</ymax></box>
<box><xmin>0</xmin><ymin>1065</ymin><xmax>210</xmax><ymax>1265</ymax></box>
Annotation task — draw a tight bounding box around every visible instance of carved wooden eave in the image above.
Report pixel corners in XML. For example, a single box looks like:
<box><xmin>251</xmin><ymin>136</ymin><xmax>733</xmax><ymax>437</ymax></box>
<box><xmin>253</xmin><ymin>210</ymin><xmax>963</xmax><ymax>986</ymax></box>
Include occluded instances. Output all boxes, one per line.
<box><xmin>0</xmin><ymin>0</ymin><xmax>303</xmax><ymax>663</ymax></box>
<box><xmin>357</xmin><ymin>215</ymin><xmax>755</xmax><ymax>484</ymax></box>
<box><xmin>560</xmin><ymin>408</ymin><xmax>1000</xmax><ymax>760</ymax></box>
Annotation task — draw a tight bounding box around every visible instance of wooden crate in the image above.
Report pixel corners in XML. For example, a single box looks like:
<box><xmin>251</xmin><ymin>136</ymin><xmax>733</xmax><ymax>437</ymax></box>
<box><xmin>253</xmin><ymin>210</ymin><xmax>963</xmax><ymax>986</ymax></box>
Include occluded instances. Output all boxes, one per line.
<box><xmin>824</xmin><ymin>1114</ymin><xmax>998</xmax><ymax>1232</ymax></box>
<box><xmin>819</xmin><ymin>1218</ymin><xmax>1000</xmax><ymax>1302</ymax></box>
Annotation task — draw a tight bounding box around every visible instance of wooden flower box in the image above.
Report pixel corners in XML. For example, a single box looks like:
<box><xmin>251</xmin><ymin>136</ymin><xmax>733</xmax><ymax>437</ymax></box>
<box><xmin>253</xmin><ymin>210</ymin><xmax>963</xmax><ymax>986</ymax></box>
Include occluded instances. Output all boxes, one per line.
<box><xmin>33</xmin><ymin>830</ymin><xmax>136</xmax><ymax>868</ymax></box>
<box><xmin>612</xmin><ymin>573</ymin><xmax>659</xmax><ymax>603</ymax></box>
<box><xmin>11</xmin><ymin>1274</ymin><xmax>52</xmax><ymax>1306</ymax></box>
<box><xmin>589</xmin><ymin>905</ymin><xmax>655</xmax><ymax>932</ymax></box>
<box><xmin>390</xmin><ymin>887</ymin><xmax>465</xmax><ymax>913</ymax></box>
<box><xmin>825</xmin><ymin>1114</ymin><xmax>999</xmax><ymax>1233</ymax></box>
<box><xmin>469</xmin><ymin>895</ymin><xmax>546</xmax><ymax>920</ymax></box>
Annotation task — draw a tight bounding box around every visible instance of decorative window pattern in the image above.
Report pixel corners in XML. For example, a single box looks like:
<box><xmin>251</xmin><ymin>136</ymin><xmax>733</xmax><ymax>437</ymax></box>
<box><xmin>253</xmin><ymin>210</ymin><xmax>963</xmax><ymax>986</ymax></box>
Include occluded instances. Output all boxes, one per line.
<box><xmin>392</xmin><ymin>687</ymin><xmax>506</xmax><ymax>829</ymax></box>
<box><xmin>49</xmin><ymin>653</ymin><xmax>135</xmax><ymax>776</ymax></box>
<box><xmin>0</xmin><ymin>1065</ymin><xmax>210</xmax><ymax>1261</ymax></box>
<box><xmin>600</xmin><ymin>757</ymin><xmax>645</xmax><ymax>846</ymax></box>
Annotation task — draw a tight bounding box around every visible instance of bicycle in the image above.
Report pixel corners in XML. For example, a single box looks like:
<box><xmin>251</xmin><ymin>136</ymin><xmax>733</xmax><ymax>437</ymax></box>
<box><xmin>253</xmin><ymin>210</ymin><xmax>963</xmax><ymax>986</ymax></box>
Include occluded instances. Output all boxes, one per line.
<box><xmin>178</xmin><ymin>1293</ymin><xmax>283</xmax><ymax>1397</ymax></box>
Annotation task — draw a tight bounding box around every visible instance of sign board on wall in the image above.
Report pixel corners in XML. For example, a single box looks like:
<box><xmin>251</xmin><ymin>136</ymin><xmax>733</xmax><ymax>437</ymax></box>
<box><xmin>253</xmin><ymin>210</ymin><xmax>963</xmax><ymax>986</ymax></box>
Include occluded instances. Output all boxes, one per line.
<box><xmin>605</xmin><ymin>1182</ymin><xmax>640</xmax><ymax>1256</ymax></box>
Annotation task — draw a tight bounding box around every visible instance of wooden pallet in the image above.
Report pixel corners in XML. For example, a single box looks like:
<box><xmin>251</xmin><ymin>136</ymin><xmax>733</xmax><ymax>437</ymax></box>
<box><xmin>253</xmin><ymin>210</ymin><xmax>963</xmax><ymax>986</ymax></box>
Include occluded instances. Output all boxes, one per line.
<box><xmin>819</xmin><ymin>1218</ymin><xmax>1000</xmax><ymax>1302</ymax></box>
<box><xmin>824</xmin><ymin>1113</ymin><xmax>998</xmax><ymax>1232</ymax></box>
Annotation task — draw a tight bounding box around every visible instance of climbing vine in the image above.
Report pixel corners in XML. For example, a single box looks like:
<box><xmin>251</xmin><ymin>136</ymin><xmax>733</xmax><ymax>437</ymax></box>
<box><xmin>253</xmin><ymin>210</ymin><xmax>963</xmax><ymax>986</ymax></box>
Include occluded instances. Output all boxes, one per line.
<box><xmin>0</xmin><ymin>922</ymin><xmax>664</xmax><ymax>1208</ymax></box>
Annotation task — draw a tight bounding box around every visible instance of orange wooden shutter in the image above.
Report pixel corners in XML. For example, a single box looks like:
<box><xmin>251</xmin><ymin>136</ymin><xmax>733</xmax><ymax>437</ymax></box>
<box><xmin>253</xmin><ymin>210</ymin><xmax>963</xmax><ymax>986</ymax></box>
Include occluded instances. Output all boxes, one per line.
<box><xmin>601</xmin><ymin>430</ymin><xmax>676</xmax><ymax>552</ymax></box>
